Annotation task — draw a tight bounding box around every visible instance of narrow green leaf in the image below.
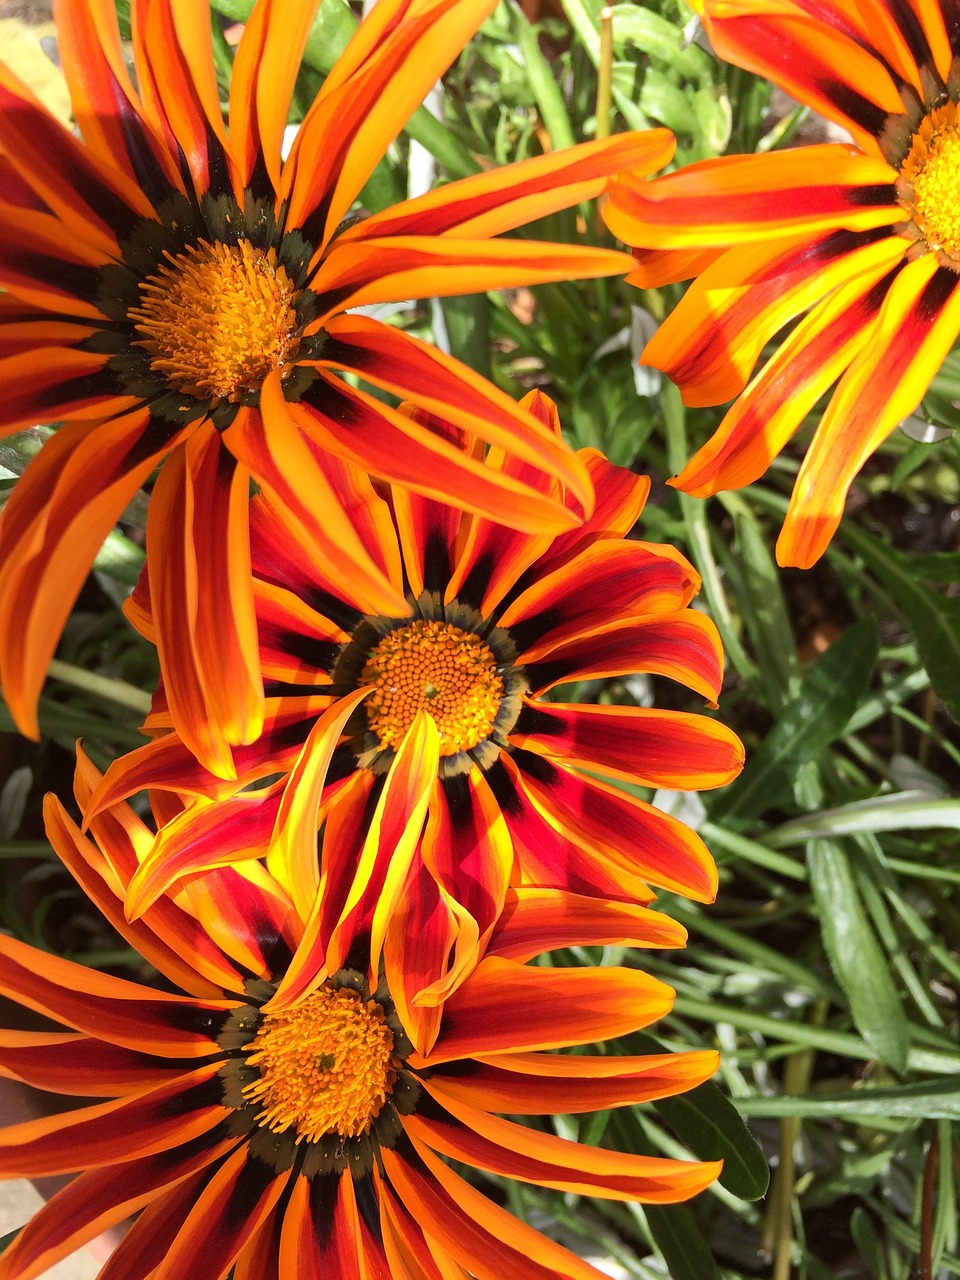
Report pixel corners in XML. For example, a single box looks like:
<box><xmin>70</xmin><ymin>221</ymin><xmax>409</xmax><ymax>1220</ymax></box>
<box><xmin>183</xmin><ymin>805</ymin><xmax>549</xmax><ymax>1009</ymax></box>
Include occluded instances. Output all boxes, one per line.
<box><xmin>807</xmin><ymin>838</ymin><xmax>910</xmax><ymax>1073</ymax></box>
<box><xmin>510</xmin><ymin>6</ymin><xmax>577</xmax><ymax>150</ymax></box>
<box><xmin>711</xmin><ymin>617</ymin><xmax>879</xmax><ymax>821</ymax></box>
<box><xmin>629</xmin><ymin>1031</ymin><xmax>769</xmax><ymax>1199</ymax></box>
<box><xmin>843</xmin><ymin>524</ymin><xmax>960</xmax><ymax>722</ymax></box>
<box><xmin>768</xmin><ymin>793</ymin><xmax>960</xmax><ymax>845</ymax></box>
<box><xmin>441</xmin><ymin>295</ymin><xmax>492</xmax><ymax>382</ymax></box>
<box><xmin>643</xmin><ymin>1204</ymin><xmax>722</xmax><ymax>1280</ymax></box>
<box><xmin>732</xmin><ymin>510</ymin><xmax>799</xmax><ymax>712</ymax></box>
<box><xmin>849</xmin><ymin>1207</ymin><xmax>889</xmax><ymax>1280</ymax></box>
<box><xmin>738</xmin><ymin>1076</ymin><xmax>960</xmax><ymax>1119</ymax></box>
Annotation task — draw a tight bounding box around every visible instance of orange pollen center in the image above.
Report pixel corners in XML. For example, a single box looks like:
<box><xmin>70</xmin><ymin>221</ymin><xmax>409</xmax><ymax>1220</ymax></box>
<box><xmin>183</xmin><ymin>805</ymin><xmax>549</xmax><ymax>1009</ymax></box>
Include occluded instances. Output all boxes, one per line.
<box><xmin>130</xmin><ymin>239</ymin><xmax>301</xmax><ymax>401</ymax></box>
<box><xmin>899</xmin><ymin>101</ymin><xmax>960</xmax><ymax>262</ymax></box>
<box><xmin>241</xmin><ymin>986</ymin><xmax>397</xmax><ymax>1144</ymax></box>
<box><xmin>361</xmin><ymin>619</ymin><xmax>504</xmax><ymax>756</ymax></box>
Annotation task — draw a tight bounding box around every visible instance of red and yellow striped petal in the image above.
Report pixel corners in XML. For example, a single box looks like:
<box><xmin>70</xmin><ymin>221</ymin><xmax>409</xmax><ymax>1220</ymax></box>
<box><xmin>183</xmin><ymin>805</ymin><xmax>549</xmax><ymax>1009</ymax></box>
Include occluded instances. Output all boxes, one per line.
<box><xmin>0</xmin><ymin>931</ymin><xmax>232</xmax><ymax>1058</ymax></box>
<box><xmin>641</xmin><ymin>227</ymin><xmax>907</xmax><ymax>407</ymax></box>
<box><xmin>526</xmin><ymin>610</ymin><xmax>725</xmax><ymax>704</ymax></box>
<box><xmin>0</xmin><ymin>1131</ymin><xmax>236</xmax><ymax>1280</ymax></box>
<box><xmin>145</xmin><ymin>428</ymin><xmax>263</xmax><ymax>779</ymax></box>
<box><xmin>487</xmin><ymin>888</ymin><xmax>687</xmax><ymax>962</ymax></box>
<box><xmin>605</xmin><ymin>147</ymin><xmax>899</xmax><ymax>251</ymax></box>
<box><xmin>346</xmin><ymin>129</ymin><xmax>675</xmax><ymax>242</ymax></box>
<box><xmin>407</xmin><ymin>1094</ymin><xmax>721</xmax><ymax>1201</ymax></box>
<box><xmin>509</xmin><ymin>753</ymin><xmax>719</xmax><ymax>902</ymax></box>
<box><xmin>430</xmin><ymin>957</ymin><xmax>675</xmax><ymax>1062</ymax></box>
<box><xmin>0</xmin><ymin>411</ymin><xmax>183</xmax><ymax>740</ymax></box>
<box><xmin>428</xmin><ymin>1048</ymin><xmax>719</xmax><ymax>1115</ymax></box>
<box><xmin>0</xmin><ymin>1065</ymin><xmax>227</xmax><ymax>1177</ymax></box>
<box><xmin>512</xmin><ymin>702</ymin><xmax>744</xmax><ymax>790</ymax></box>
<box><xmin>671</xmin><ymin>256</ymin><xmax>898</xmax><ymax>497</ymax></box>
<box><xmin>780</xmin><ymin>256</ymin><xmax>960</xmax><ymax>565</ymax></box>
<box><xmin>315</xmin><ymin>315</ymin><xmax>594</xmax><ymax>521</ymax></box>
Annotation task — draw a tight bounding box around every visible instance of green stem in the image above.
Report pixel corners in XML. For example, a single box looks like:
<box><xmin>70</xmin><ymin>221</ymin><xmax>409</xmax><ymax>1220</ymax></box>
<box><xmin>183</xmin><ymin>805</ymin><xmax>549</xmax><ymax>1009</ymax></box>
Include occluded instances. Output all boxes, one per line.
<box><xmin>46</xmin><ymin>659</ymin><xmax>152</xmax><ymax>714</ymax></box>
<box><xmin>596</xmin><ymin>7</ymin><xmax>614</xmax><ymax>140</ymax></box>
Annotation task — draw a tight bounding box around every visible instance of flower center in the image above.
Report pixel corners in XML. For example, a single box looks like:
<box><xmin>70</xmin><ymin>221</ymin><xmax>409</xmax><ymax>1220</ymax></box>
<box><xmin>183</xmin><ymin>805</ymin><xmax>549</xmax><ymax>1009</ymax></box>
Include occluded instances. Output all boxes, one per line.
<box><xmin>129</xmin><ymin>238</ymin><xmax>301</xmax><ymax>401</ymax></box>
<box><xmin>361</xmin><ymin>619</ymin><xmax>504</xmax><ymax>756</ymax></box>
<box><xmin>241</xmin><ymin>985</ymin><xmax>397</xmax><ymax>1144</ymax></box>
<box><xmin>899</xmin><ymin>100</ymin><xmax>960</xmax><ymax>263</ymax></box>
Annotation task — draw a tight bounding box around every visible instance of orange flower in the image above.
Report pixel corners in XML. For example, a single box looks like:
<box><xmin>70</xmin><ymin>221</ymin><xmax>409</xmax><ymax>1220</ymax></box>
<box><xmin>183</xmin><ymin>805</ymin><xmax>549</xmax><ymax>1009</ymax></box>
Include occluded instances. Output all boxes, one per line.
<box><xmin>0</xmin><ymin>750</ymin><xmax>720</xmax><ymax>1280</ymax></box>
<box><xmin>603</xmin><ymin>0</ymin><xmax>960</xmax><ymax>566</ymax></box>
<box><xmin>88</xmin><ymin>391</ymin><xmax>743</xmax><ymax>1052</ymax></box>
<box><xmin>0</xmin><ymin>0</ymin><xmax>674</xmax><ymax>759</ymax></box>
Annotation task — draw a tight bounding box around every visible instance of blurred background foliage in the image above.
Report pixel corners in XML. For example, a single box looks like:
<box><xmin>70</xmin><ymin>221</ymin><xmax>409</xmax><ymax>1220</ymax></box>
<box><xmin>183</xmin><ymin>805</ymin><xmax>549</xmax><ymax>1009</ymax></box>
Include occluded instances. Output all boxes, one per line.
<box><xmin>1</xmin><ymin>0</ymin><xmax>958</xmax><ymax>1277</ymax></box>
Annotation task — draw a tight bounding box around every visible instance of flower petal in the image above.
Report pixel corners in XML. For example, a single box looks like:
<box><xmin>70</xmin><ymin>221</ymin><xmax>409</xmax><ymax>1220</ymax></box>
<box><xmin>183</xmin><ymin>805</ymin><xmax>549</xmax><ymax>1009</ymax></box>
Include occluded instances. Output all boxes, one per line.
<box><xmin>0</xmin><ymin>931</ymin><xmax>232</xmax><ymax>1057</ymax></box>
<box><xmin>780</xmin><ymin>256</ymin><xmax>960</xmax><ymax>565</ymax></box>
<box><xmin>512</xmin><ymin>702</ymin><xmax>744</xmax><ymax>789</ymax></box>
<box><xmin>345</xmin><ymin>129</ymin><xmax>675</xmax><ymax>241</ymax></box>
<box><xmin>430</xmin><ymin>956</ymin><xmax>675</xmax><ymax>1062</ymax></box>
<box><xmin>641</xmin><ymin>227</ymin><xmax>907</xmax><ymax>407</ymax></box>
<box><xmin>488</xmin><ymin>888</ymin><xmax>687</xmax><ymax>962</ymax></box>
<box><xmin>0</xmin><ymin>410</ymin><xmax>184</xmax><ymax>739</ymax></box>
<box><xmin>427</xmin><ymin>1047</ymin><xmax>719</xmax><ymax>1115</ymax></box>
<box><xmin>604</xmin><ymin>147</ymin><xmax>899</xmax><ymax>251</ymax></box>
<box><xmin>526</xmin><ymin>611</ymin><xmax>725</xmax><ymax>705</ymax></box>
<box><xmin>407</xmin><ymin>1094</ymin><xmax>721</xmax><ymax>1201</ymax></box>
<box><xmin>509</xmin><ymin>752</ymin><xmax>720</xmax><ymax>902</ymax></box>
<box><xmin>0</xmin><ymin>1065</ymin><xmax>227</xmax><ymax>1176</ymax></box>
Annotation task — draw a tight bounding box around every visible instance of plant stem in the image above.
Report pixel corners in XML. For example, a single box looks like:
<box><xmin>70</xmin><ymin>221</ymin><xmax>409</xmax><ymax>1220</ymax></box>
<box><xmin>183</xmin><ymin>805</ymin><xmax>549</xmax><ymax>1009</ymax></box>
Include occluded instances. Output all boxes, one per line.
<box><xmin>46</xmin><ymin>659</ymin><xmax>152</xmax><ymax>714</ymax></box>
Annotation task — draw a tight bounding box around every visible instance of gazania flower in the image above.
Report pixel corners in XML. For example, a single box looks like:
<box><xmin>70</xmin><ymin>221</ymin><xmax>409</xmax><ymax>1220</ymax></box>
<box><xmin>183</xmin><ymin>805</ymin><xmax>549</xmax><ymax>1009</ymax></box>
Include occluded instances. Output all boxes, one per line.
<box><xmin>603</xmin><ymin>0</ymin><xmax>960</xmax><ymax>566</ymax></box>
<box><xmin>0</xmin><ymin>0</ymin><xmax>674</xmax><ymax>760</ymax></box>
<box><xmin>0</xmin><ymin>750</ymin><xmax>721</xmax><ymax>1280</ymax></box>
<box><xmin>89</xmin><ymin>391</ymin><xmax>743</xmax><ymax>1051</ymax></box>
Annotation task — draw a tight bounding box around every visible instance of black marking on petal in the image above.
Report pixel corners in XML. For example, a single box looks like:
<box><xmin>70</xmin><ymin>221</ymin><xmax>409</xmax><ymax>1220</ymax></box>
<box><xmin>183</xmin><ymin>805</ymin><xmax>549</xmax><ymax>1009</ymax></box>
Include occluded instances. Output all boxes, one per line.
<box><xmin>422</xmin><ymin>530</ymin><xmax>452</xmax><ymax>596</ymax></box>
<box><xmin>205</xmin><ymin>127</ymin><xmax>233</xmax><ymax>202</ymax></box>
<box><xmin>33</xmin><ymin>364</ymin><xmax>121</xmax><ymax>412</ymax></box>
<box><xmin>827</xmin><ymin>83</ymin><xmax>889</xmax><ymax>138</ymax></box>
<box><xmin>439</xmin><ymin>772</ymin><xmax>472</xmax><ymax>828</ymax></box>
<box><xmin>119</xmin><ymin>411</ymin><xmax>195</xmax><ymax>469</ymax></box>
<box><xmin>513</xmin><ymin>704</ymin><xmax>561</xmax><ymax>738</ymax></box>
<box><xmin>5</xmin><ymin>250</ymin><xmax>102</xmax><ymax>306</ymax></box>
<box><xmin>503</xmin><ymin>608</ymin><xmax>564</xmax><ymax>656</ymax></box>
<box><xmin>483</xmin><ymin>757</ymin><xmax>524</xmax><ymax>815</ymax></box>
<box><xmin>117</xmin><ymin>106</ymin><xmax>177</xmax><ymax>211</ymax></box>
<box><xmin>454</xmin><ymin>550</ymin><xmax>495</xmax><ymax>612</ymax></box>
<box><xmin>276</xmin><ymin>631</ymin><xmax>341</xmax><ymax>675</ymax></box>
<box><xmin>247</xmin><ymin>151</ymin><xmax>275</xmax><ymax>206</ymax></box>
<box><xmin>917</xmin><ymin>263</ymin><xmax>960</xmax><ymax>318</ymax></box>
<box><xmin>354</xmin><ymin>1173</ymin><xmax>384</xmax><ymax>1246</ymax></box>
<box><xmin>309</xmin><ymin>1173</ymin><xmax>339</xmax><ymax>1240</ymax></box>
<box><xmin>511</xmin><ymin>747</ymin><xmax>560</xmax><ymax>785</ymax></box>
<box><xmin>304</xmin><ymin>588</ymin><xmax>364</xmax><ymax>635</ymax></box>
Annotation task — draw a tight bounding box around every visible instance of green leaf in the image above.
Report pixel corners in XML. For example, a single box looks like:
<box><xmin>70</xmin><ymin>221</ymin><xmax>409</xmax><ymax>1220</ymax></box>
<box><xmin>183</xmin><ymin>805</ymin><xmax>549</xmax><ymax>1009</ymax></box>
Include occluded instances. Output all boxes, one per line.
<box><xmin>732</xmin><ymin>510</ymin><xmax>799</xmax><ymax>713</ymax></box>
<box><xmin>737</xmin><ymin>1075</ymin><xmax>960</xmax><ymax>1119</ymax></box>
<box><xmin>843</xmin><ymin>524</ymin><xmax>960</xmax><ymax>722</ymax></box>
<box><xmin>441</xmin><ymin>295</ymin><xmax>492</xmax><ymax>382</ymax></box>
<box><xmin>643</xmin><ymin>1204</ymin><xmax>722</xmax><ymax>1280</ymax></box>
<box><xmin>629</xmin><ymin>1031</ymin><xmax>769</xmax><ymax>1199</ymax></box>
<box><xmin>510</xmin><ymin>7</ymin><xmax>577</xmax><ymax>150</ymax></box>
<box><xmin>807</xmin><ymin>838</ymin><xmax>911</xmax><ymax>1073</ymax></box>
<box><xmin>710</xmin><ymin>617</ymin><xmax>879</xmax><ymax>821</ymax></box>
<box><xmin>768</xmin><ymin>793</ymin><xmax>960</xmax><ymax>845</ymax></box>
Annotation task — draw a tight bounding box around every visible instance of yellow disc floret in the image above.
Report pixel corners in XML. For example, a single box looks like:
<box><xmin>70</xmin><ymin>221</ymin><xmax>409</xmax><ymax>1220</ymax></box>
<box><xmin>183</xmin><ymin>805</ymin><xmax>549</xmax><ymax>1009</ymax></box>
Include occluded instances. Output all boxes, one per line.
<box><xmin>242</xmin><ymin>986</ymin><xmax>397</xmax><ymax>1144</ymax></box>
<box><xmin>130</xmin><ymin>239</ymin><xmax>301</xmax><ymax>401</ymax></box>
<box><xmin>900</xmin><ymin>100</ymin><xmax>960</xmax><ymax>263</ymax></box>
<box><xmin>362</xmin><ymin>619</ymin><xmax>504</xmax><ymax>756</ymax></box>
